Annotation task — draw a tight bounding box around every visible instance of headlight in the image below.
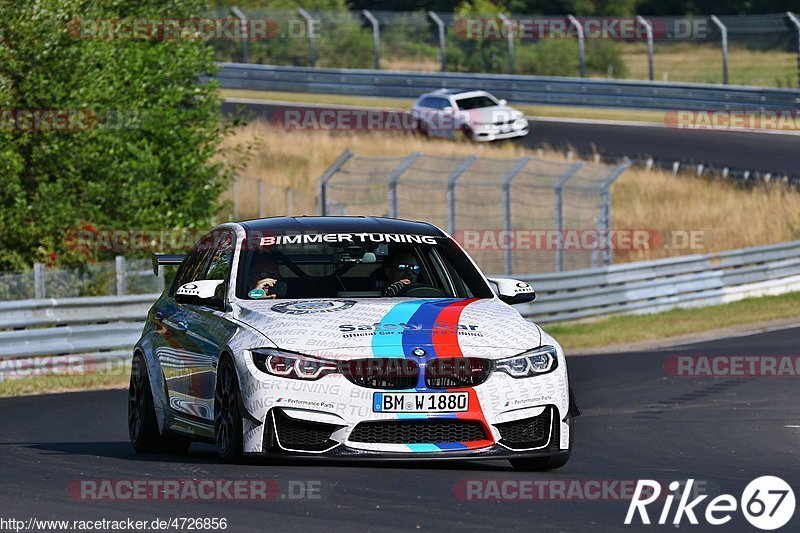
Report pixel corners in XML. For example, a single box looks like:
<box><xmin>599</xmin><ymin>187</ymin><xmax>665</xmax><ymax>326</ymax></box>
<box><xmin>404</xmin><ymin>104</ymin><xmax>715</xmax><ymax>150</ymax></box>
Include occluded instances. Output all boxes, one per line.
<box><xmin>251</xmin><ymin>348</ymin><xmax>338</xmax><ymax>380</ymax></box>
<box><xmin>494</xmin><ymin>345</ymin><xmax>557</xmax><ymax>378</ymax></box>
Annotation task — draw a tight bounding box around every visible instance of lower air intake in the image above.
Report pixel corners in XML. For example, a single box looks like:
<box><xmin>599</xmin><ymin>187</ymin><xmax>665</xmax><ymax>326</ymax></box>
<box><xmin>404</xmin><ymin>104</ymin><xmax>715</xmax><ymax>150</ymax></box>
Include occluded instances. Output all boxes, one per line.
<box><xmin>270</xmin><ymin>409</ymin><xmax>340</xmax><ymax>452</ymax></box>
<box><xmin>495</xmin><ymin>406</ymin><xmax>554</xmax><ymax>450</ymax></box>
<box><xmin>349</xmin><ymin>420</ymin><xmax>487</xmax><ymax>444</ymax></box>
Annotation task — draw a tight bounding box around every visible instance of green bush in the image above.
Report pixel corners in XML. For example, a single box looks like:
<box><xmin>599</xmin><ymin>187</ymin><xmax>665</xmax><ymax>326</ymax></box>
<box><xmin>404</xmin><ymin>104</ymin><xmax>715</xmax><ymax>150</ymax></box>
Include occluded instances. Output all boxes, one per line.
<box><xmin>0</xmin><ymin>0</ymin><xmax>233</xmax><ymax>270</ymax></box>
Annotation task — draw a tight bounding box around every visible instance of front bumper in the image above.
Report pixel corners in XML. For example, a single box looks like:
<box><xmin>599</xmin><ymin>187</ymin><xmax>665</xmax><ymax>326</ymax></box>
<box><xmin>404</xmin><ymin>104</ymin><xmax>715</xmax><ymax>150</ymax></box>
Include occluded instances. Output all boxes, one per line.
<box><xmin>471</xmin><ymin>124</ymin><xmax>529</xmax><ymax>142</ymax></box>
<box><xmin>249</xmin><ymin>403</ymin><xmax>566</xmax><ymax>460</ymax></box>
<box><xmin>240</xmin><ymin>350</ymin><xmax>571</xmax><ymax>458</ymax></box>
<box><xmin>246</xmin><ymin>444</ymin><xmax>569</xmax><ymax>461</ymax></box>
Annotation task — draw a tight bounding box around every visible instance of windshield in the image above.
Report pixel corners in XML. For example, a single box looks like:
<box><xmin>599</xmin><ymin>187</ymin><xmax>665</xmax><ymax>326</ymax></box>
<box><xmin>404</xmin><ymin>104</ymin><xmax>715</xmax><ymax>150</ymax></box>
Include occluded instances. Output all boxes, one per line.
<box><xmin>236</xmin><ymin>232</ymin><xmax>493</xmax><ymax>300</ymax></box>
<box><xmin>454</xmin><ymin>95</ymin><xmax>499</xmax><ymax>110</ymax></box>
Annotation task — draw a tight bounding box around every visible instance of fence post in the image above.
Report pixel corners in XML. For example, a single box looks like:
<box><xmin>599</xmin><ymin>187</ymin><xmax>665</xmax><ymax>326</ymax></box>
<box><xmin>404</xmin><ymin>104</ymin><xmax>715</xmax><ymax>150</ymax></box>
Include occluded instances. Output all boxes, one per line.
<box><xmin>362</xmin><ymin>10</ymin><xmax>381</xmax><ymax>70</ymax></box>
<box><xmin>502</xmin><ymin>157</ymin><xmax>533</xmax><ymax>275</ymax></box>
<box><xmin>554</xmin><ymin>162</ymin><xmax>585</xmax><ymax>272</ymax></box>
<box><xmin>258</xmin><ymin>179</ymin><xmax>265</xmax><ymax>218</ymax></box>
<box><xmin>428</xmin><ymin>11</ymin><xmax>446</xmax><ymax>72</ymax></box>
<box><xmin>33</xmin><ymin>262</ymin><xmax>45</xmax><ymax>299</ymax></box>
<box><xmin>498</xmin><ymin>13</ymin><xmax>515</xmax><ymax>74</ymax></box>
<box><xmin>230</xmin><ymin>7</ymin><xmax>249</xmax><ymax>64</ymax></box>
<box><xmin>598</xmin><ymin>159</ymin><xmax>631</xmax><ymax>266</ymax></box>
<box><xmin>446</xmin><ymin>156</ymin><xmax>477</xmax><ymax>235</ymax></box>
<box><xmin>788</xmin><ymin>12</ymin><xmax>800</xmax><ymax>88</ymax></box>
<box><xmin>710</xmin><ymin>15</ymin><xmax>728</xmax><ymax>84</ymax></box>
<box><xmin>297</xmin><ymin>8</ymin><xmax>317</xmax><ymax>67</ymax></box>
<box><xmin>636</xmin><ymin>16</ymin><xmax>654</xmax><ymax>81</ymax></box>
<box><xmin>567</xmin><ymin>15</ymin><xmax>585</xmax><ymax>78</ymax></box>
<box><xmin>317</xmin><ymin>150</ymin><xmax>354</xmax><ymax>215</ymax></box>
<box><xmin>115</xmin><ymin>255</ymin><xmax>126</xmax><ymax>296</ymax></box>
<box><xmin>387</xmin><ymin>152</ymin><xmax>422</xmax><ymax>219</ymax></box>
<box><xmin>285</xmin><ymin>186</ymin><xmax>293</xmax><ymax>216</ymax></box>
<box><xmin>232</xmin><ymin>174</ymin><xmax>239</xmax><ymax>221</ymax></box>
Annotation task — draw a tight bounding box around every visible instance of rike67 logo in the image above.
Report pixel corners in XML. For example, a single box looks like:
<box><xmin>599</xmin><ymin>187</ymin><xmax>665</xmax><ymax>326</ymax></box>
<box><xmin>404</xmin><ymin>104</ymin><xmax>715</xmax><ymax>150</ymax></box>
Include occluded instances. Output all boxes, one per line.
<box><xmin>625</xmin><ymin>477</ymin><xmax>795</xmax><ymax>530</ymax></box>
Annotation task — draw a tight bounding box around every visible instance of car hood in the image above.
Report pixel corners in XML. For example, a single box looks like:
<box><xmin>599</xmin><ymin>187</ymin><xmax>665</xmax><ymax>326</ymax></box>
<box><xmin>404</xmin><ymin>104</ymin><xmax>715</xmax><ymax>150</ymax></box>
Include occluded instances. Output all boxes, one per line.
<box><xmin>463</xmin><ymin>105</ymin><xmax>523</xmax><ymax>124</ymax></box>
<box><xmin>231</xmin><ymin>297</ymin><xmax>542</xmax><ymax>359</ymax></box>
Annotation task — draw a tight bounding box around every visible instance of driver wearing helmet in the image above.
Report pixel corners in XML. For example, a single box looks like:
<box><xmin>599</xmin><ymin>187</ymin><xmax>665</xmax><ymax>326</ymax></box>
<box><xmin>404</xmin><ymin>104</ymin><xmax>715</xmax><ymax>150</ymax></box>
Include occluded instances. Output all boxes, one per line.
<box><xmin>382</xmin><ymin>251</ymin><xmax>421</xmax><ymax>297</ymax></box>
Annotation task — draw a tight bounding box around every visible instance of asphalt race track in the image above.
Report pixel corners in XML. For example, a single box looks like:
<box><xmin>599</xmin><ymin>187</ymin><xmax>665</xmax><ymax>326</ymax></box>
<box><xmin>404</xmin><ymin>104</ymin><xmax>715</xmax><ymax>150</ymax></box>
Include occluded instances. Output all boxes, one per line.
<box><xmin>1</xmin><ymin>327</ymin><xmax>797</xmax><ymax>532</ymax></box>
<box><xmin>222</xmin><ymin>99</ymin><xmax>800</xmax><ymax>178</ymax></box>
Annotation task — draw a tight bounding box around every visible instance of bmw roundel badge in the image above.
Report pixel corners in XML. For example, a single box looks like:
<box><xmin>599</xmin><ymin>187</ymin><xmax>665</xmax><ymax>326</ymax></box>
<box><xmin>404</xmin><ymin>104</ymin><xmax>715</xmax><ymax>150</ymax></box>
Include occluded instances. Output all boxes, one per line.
<box><xmin>412</xmin><ymin>347</ymin><xmax>426</xmax><ymax>357</ymax></box>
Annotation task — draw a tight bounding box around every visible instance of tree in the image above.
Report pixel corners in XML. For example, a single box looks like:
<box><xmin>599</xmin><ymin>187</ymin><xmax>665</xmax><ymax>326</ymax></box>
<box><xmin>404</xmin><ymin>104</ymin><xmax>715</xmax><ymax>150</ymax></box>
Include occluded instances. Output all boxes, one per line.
<box><xmin>0</xmin><ymin>0</ymin><xmax>232</xmax><ymax>269</ymax></box>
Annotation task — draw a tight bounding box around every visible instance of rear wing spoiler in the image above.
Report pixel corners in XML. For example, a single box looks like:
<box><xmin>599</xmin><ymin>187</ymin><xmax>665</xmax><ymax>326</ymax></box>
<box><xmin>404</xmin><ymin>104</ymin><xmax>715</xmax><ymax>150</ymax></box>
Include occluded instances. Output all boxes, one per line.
<box><xmin>152</xmin><ymin>253</ymin><xmax>185</xmax><ymax>275</ymax></box>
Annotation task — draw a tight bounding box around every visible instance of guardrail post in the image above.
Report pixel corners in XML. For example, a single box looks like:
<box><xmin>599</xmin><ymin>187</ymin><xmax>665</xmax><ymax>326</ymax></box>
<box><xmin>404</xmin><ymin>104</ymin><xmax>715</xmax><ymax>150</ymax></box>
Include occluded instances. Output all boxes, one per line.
<box><xmin>710</xmin><ymin>15</ymin><xmax>728</xmax><ymax>84</ymax></box>
<box><xmin>554</xmin><ymin>162</ymin><xmax>585</xmax><ymax>272</ymax></box>
<box><xmin>502</xmin><ymin>156</ymin><xmax>533</xmax><ymax>275</ymax></box>
<box><xmin>428</xmin><ymin>11</ymin><xmax>446</xmax><ymax>72</ymax></box>
<box><xmin>446</xmin><ymin>156</ymin><xmax>477</xmax><ymax>235</ymax></box>
<box><xmin>636</xmin><ymin>16</ymin><xmax>654</xmax><ymax>81</ymax></box>
<box><xmin>362</xmin><ymin>10</ymin><xmax>381</xmax><ymax>70</ymax></box>
<box><xmin>788</xmin><ymin>12</ymin><xmax>800</xmax><ymax>88</ymax></box>
<box><xmin>598</xmin><ymin>159</ymin><xmax>631</xmax><ymax>266</ymax></box>
<box><xmin>317</xmin><ymin>150</ymin><xmax>354</xmax><ymax>215</ymax></box>
<box><xmin>387</xmin><ymin>152</ymin><xmax>422</xmax><ymax>219</ymax></box>
<box><xmin>115</xmin><ymin>255</ymin><xmax>126</xmax><ymax>296</ymax></box>
<box><xmin>567</xmin><ymin>15</ymin><xmax>585</xmax><ymax>78</ymax></box>
<box><xmin>498</xmin><ymin>13</ymin><xmax>515</xmax><ymax>74</ymax></box>
<box><xmin>230</xmin><ymin>7</ymin><xmax>249</xmax><ymax>64</ymax></box>
<box><xmin>33</xmin><ymin>262</ymin><xmax>45</xmax><ymax>299</ymax></box>
<box><xmin>258</xmin><ymin>179</ymin><xmax>265</xmax><ymax>218</ymax></box>
<box><xmin>297</xmin><ymin>8</ymin><xmax>317</xmax><ymax>67</ymax></box>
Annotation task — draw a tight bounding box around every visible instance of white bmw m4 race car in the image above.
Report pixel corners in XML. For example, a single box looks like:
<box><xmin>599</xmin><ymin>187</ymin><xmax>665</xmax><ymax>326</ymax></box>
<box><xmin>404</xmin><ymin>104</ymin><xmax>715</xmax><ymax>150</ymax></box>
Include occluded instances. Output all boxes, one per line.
<box><xmin>129</xmin><ymin>216</ymin><xmax>578</xmax><ymax>470</ymax></box>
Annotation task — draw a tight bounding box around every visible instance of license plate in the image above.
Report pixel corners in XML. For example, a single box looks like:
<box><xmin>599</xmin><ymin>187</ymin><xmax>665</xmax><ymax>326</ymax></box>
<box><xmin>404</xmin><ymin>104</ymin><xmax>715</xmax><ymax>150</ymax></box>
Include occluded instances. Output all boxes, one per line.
<box><xmin>373</xmin><ymin>392</ymin><xmax>469</xmax><ymax>413</ymax></box>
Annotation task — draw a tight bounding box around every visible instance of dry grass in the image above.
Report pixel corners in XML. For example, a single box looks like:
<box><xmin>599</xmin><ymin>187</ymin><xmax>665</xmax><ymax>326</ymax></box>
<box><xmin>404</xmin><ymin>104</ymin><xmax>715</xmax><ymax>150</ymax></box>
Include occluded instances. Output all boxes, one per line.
<box><xmin>383</xmin><ymin>57</ymin><xmax>441</xmax><ymax>72</ymax></box>
<box><xmin>382</xmin><ymin>42</ymin><xmax>797</xmax><ymax>88</ymax></box>
<box><xmin>220</xmin><ymin>122</ymin><xmax>800</xmax><ymax>263</ymax></box>
<box><xmin>620</xmin><ymin>42</ymin><xmax>797</xmax><ymax>87</ymax></box>
<box><xmin>612</xmin><ymin>172</ymin><xmax>800</xmax><ymax>262</ymax></box>
<box><xmin>220</xmin><ymin>122</ymin><xmax>538</xmax><ymax>221</ymax></box>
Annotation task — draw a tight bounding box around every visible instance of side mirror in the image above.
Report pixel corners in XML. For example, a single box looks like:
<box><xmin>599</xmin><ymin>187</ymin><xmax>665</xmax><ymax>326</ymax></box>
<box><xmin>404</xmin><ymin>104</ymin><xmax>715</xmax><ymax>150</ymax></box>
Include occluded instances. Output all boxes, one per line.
<box><xmin>442</xmin><ymin>106</ymin><xmax>454</xmax><ymax>114</ymax></box>
<box><xmin>176</xmin><ymin>280</ymin><xmax>226</xmax><ymax>309</ymax></box>
<box><xmin>498</xmin><ymin>99</ymin><xmax>508</xmax><ymax>106</ymax></box>
<box><xmin>488</xmin><ymin>278</ymin><xmax>536</xmax><ymax>305</ymax></box>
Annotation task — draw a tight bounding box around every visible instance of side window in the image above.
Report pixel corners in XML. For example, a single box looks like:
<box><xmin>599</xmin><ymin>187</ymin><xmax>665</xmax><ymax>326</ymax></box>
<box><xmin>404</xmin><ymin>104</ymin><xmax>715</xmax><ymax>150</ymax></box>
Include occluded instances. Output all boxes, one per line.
<box><xmin>203</xmin><ymin>232</ymin><xmax>235</xmax><ymax>281</ymax></box>
<box><xmin>168</xmin><ymin>233</ymin><xmax>219</xmax><ymax>296</ymax></box>
<box><xmin>432</xmin><ymin>97</ymin><xmax>452</xmax><ymax>110</ymax></box>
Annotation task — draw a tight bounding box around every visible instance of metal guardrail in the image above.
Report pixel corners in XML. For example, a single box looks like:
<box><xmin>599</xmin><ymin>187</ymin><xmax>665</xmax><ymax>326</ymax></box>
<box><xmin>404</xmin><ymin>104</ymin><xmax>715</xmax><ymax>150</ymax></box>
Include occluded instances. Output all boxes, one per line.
<box><xmin>1</xmin><ymin>240</ymin><xmax>799</xmax><ymax>379</ymax></box>
<box><xmin>518</xmin><ymin>240</ymin><xmax>800</xmax><ymax>323</ymax></box>
<box><xmin>216</xmin><ymin>62</ymin><xmax>800</xmax><ymax>112</ymax></box>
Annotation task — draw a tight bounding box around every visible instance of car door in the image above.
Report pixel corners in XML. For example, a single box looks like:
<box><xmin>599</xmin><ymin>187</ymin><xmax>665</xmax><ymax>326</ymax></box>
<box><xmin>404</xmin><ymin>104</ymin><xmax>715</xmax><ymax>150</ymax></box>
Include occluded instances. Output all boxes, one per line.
<box><xmin>158</xmin><ymin>231</ymin><xmax>236</xmax><ymax>423</ymax></box>
<box><xmin>429</xmin><ymin>96</ymin><xmax>454</xmax><ymax>138</ymax></box>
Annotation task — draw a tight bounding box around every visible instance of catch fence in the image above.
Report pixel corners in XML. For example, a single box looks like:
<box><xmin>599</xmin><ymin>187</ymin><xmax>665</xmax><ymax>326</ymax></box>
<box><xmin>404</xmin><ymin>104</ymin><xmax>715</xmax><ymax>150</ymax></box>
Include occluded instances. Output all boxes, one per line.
<box><xmin>318</xmin><ymin>151</ymin><xmax>630</xmax><ymax>274</ymax></box>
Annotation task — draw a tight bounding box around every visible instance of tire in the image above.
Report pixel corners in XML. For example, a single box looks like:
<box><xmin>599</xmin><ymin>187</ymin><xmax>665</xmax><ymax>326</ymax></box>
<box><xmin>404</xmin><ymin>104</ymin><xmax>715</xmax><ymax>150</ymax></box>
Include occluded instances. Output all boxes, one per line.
<box><xmin>128</xmin><ymin>353</ymin><xmax>191</xmax><ymax>454</ymax></box>
<box><xmin>509</xmin><ymin>415</ymin><xmax>572</xmax><ymax>472</ymax></box>
<box><xmin>214</xmin><ymin>355</ymin><xmax>244</xmax><ymax>463</ymax></box>
<box><xmin>417</xmin><ymin>119</ymin><xmax>429</xmax><ymax>137</ymax></box>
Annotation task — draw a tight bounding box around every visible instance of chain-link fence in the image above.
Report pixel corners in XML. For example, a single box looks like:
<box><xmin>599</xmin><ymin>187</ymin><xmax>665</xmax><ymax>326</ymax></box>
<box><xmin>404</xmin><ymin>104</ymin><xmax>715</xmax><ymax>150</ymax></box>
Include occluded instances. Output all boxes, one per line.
<box><xmin>0</xmin><ymin>258</ymin><xmax>163</xmax><ymax>301</ymax></box>
<box><xmin>212</xmin><ymin>8</ymin><xmax>800</xmax><ymax>88</ymax></box>
<box><xmin>318</xmin><ymin>151</ymin><xmax>630</xmax><ymax>275</ymax></box>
